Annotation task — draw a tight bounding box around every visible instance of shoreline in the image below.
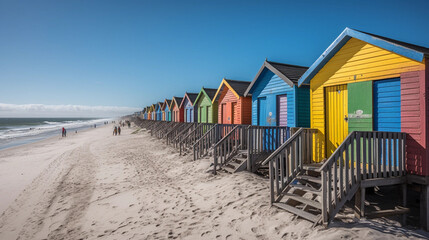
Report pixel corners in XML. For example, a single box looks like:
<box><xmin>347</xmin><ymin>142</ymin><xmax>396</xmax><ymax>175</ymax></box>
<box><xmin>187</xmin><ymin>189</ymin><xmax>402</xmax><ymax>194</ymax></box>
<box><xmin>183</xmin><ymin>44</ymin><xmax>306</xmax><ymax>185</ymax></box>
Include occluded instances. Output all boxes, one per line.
<box><xmin>0</xmin><ymin>124</ymin><xmax>113</xmax><ymax>215</ymax></box>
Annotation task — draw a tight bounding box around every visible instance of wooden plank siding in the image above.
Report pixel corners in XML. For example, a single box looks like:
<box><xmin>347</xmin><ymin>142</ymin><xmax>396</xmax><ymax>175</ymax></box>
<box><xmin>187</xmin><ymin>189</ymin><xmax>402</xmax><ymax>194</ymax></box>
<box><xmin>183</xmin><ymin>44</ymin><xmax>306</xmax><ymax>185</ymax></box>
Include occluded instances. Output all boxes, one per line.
<box><xmin>250</xmin><ymin>69</ymin><xmax>296</xmax><ymax>126</ymax></box>
<box><xmin>310</xmin><ymin>37</ymin><xmax>425</xmax><ymax>162</ymax></box>
<box><xmin>401</xmin><ymin>70</ymin><xmax>428</xmax><ymax>175</ymax></box>
<box><xmin>195</xmin><ymin>93</ymin><xmax>217</xmax><ymax>123</ymax></box>
<box><xmin>217</xmin><ymin>87</ymin><xmax>251</xmax><ymax>124</ymax></box>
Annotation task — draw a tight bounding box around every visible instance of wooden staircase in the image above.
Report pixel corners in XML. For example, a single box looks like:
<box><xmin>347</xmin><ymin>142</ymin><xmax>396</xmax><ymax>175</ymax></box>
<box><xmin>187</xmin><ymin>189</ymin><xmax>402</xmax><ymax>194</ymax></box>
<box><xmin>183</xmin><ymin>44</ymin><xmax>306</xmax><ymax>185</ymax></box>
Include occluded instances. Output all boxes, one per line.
<box><xmin>223</xmin><ymin>150</ymin><xmax>248</xmax><ymax>173</ymax></box>
<box><xmin>264</xmin><ymin>129</ymin><xmax>407</xmax><ymax>227</ymax></box>
<box><xmin>273</xmin><ymin>164</ymin><xmax>323</xmax><ymax>224</ymax></box>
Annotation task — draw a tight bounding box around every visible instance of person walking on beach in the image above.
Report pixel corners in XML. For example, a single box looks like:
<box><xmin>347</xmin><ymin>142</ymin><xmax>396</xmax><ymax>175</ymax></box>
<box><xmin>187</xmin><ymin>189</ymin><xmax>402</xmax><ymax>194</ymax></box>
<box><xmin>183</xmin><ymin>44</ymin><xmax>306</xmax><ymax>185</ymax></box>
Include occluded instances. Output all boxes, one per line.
<box><xmin>118</xmin><ymin>126</ymin><xmax>121</xmax><ymax>135</ymax></box>
<box><xmin>113</xmin><ymin>126</ymin><xmax>117</xmax><ymax>136</ymax></box>
<box><xmin>62</xmin><ymin>127</ymin><xmax>65</xmax><ymax>137</ymax></box>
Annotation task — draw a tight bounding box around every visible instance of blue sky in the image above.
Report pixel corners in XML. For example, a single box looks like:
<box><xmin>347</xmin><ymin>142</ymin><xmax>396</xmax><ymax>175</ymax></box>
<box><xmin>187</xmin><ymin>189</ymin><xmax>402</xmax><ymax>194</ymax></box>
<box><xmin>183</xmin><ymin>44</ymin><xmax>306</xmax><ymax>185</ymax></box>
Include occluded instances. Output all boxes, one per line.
<box><xmin>1</xmin><ymin>0</ymin><xmax>429</xmax><ymax>116</ymax></box>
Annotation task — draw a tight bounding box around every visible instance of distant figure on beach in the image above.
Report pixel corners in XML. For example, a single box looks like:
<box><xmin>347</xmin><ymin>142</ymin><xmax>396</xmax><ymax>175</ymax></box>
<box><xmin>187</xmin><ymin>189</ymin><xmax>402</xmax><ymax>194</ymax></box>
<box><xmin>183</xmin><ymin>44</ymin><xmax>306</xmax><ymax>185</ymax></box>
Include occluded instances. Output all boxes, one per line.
<box><xmin>94</xmin><ymin>124</ymin><xmax>96</xmax><ymax>128</ymax></box>
<box><xmin>118</xmin><ymin>126</ymin><xmax>121</xmax><ymax>135</ymax></box>
<box><xmin>62</xmin><ymin>127</ymin><xmax>66</xmax><ymax>137</ymax></box>
<box><xmin>113</xmin><ymin>126</ymin><xmax>117</xmax><ymax>136</ymax></box>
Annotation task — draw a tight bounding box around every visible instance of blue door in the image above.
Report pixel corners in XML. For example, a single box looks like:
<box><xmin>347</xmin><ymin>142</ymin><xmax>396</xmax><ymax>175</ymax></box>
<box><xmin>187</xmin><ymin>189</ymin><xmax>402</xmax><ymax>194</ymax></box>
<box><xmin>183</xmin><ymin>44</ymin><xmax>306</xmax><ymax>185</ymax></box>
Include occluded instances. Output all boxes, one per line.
<box><xmin>374</xmin><ymin>78</ymin><xmax>401</xmax><ymax>132</ymax></box>
<box><xmin>190</xmin><ymin>109</ymin><xmax>194</xmax><ymax>122</ymax></box>
<box><xmin>258</xmin><ymin>97</ymin><xmax>267</xmax><ymax>126</ymax></box>
<box><xmin>374</xmin><ymin>78</ymin><xmax>401</xmax><ymax>167</ymax></box>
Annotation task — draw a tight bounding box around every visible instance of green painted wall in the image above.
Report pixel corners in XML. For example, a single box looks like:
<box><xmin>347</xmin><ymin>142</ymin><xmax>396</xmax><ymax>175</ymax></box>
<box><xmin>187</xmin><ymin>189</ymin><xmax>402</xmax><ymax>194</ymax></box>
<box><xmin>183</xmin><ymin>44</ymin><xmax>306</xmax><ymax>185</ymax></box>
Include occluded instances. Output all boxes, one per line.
<box><xmin>196</xmin><ymin>93</ymin><xmax>218</xmax><ymax>123</ymax></box>
<box><xmin>347</xmin><ymin>81</ymin><xmax>373</xmax><ymax>132</ymax></box>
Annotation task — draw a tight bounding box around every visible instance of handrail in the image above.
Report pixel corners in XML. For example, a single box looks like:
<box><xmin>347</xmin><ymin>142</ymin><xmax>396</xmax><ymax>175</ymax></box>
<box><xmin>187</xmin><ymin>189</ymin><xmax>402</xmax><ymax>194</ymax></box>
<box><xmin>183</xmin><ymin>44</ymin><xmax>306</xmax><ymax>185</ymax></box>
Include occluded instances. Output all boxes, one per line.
<box><xmin>320</xmin><ymin>130</ymin><xmax>406</xmax><ymax>225</ymax></box>
<box><xmin>262</xmin><ymin>128</ymin><xmax>304</xmax><ymax>165</ymax></box>
<box><xmin>213</xmin><ymin>125</ymin><xmax>248</xmax><ymax>174</ymax></box>
<box><xmin>213</xmin><ymin>126</ymin><xmax>239</xmax><ymax>148</ymax></box>
<box><xmin>318</xmin><ymin>131</ymin><xmax>355</xmax><ymax>172</ymax></box>
<box><xmin>192</xmin><ymin>124</ymin><xmax>221</xmax><ymax>160</ymax></box>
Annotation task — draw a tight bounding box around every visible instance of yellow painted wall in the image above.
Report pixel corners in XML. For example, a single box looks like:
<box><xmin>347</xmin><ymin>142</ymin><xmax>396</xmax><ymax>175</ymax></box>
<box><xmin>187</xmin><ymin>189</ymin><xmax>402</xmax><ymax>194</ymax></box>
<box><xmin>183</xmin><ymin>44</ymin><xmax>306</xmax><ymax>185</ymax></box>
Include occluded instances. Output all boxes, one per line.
<box><xmin>310</xmin><ymin>38</ymin><xmax>425</xmax><ymax>162</ymax></box>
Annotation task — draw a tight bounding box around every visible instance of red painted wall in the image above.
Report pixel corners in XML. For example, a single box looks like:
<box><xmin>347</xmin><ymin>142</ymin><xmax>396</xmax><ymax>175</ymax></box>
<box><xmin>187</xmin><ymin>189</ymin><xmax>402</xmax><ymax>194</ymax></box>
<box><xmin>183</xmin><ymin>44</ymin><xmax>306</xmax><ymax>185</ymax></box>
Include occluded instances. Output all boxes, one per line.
<box><xmin>173</xmin><ymin>105</ymin><xmax>184</xmax><ymax>122</ymax></box>
<box><xmin>401</xmin><ymin>68</ymin><xmax>428</xmax><ymax>175</ymax></box>
<box><xmin>217</xmin><ymin>87</ymin><xmax>252</xmax><ymax>124</ymax></box>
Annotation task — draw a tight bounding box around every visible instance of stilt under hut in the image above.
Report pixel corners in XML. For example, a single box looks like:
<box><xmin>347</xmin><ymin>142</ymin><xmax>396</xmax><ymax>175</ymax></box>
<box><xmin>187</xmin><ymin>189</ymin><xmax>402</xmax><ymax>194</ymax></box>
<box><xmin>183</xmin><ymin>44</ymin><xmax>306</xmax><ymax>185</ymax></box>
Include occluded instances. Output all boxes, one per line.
<box><xmin>180</xmin><ymin>92</ymin><xmax>199</xmax><ymax>123</ymax></box>
<box><xmin>264</xmin><ymin>27</ymin><xmax>429</xmax><ymax>227</ymax></box>
<box><xmin>171</xmin><ymin>97</ymin><xmax>184</xmax><ymax>122</ymax></box>
<box><xmin>162</xmin><ymin>99</ymin><xmax>172</xmax><ymax>121</ymax></box>
<box><xmin>194</xmin><ymin>87</ymin><xmax>218</xmax><ymax>123</ymax></box>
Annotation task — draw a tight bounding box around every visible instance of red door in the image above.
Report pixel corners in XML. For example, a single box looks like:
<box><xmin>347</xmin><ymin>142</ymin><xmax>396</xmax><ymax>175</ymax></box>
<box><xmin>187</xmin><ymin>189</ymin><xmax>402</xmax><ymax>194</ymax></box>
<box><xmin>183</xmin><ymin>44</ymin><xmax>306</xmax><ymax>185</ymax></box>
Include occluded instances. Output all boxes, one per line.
<box><xmin>221</xmin><ymin>103</ymin><xmax>228</xmax><ymax>124</ymax></box>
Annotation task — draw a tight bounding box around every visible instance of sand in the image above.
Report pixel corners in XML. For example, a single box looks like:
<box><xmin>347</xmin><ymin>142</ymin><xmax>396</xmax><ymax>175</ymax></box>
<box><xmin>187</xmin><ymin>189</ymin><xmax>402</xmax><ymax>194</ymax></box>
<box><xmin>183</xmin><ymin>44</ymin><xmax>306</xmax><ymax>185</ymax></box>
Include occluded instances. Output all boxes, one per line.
<box><xmin>0</xmin><ymin>124</ymin><xmax>428</xmax><ymax>239</ymax></box>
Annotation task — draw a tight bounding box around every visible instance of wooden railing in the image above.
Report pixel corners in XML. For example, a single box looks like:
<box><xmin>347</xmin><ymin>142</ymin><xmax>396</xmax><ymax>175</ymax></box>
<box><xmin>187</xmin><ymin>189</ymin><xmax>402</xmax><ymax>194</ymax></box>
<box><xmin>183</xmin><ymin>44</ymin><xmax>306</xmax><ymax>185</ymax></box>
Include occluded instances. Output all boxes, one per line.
<box><xmin>319</xmin><ymin>131</ymin><xmax>406</xmax><ymax>225</ymax></box>
<box><xmin>166</xmin><ymin>123</ymin><xmax>191</xmax><ymax>145</ymax></box>
<box><xmin>173</xmin><ymin>123</ymin><xmax>198</xmax><ymax>148</ymax></box>
<box><xmin>213</xmin><ymin>125</ymin><xmax>249</xmax><ymax>174</ymax></box>
<box><xmin>155</xmin><ymin>121</ymin><xmax>177</xmax><ymax>139</ymax></box>
<box><xmin>262</xmin><ymin>128</ymin><xmax>316</xmax><ymax>203</ymax></box>
<box><xmin>179</xmin><ymin>123</ymin><xmax>216</xmax><ymax>155</ymax></box>
<box><xmin>150</xmin><ymin>121</ymin><xmax>167</xmax><ymax>136</ymax></box>
<box><xmin>193</xmin><ymin>124</ymin><xmax>236</xmax><ymax>160</ymax></box>
<box><xmin>247</xmin><ymin>126</ymin><xmax>291</xmax><ymax>172</ymax></box>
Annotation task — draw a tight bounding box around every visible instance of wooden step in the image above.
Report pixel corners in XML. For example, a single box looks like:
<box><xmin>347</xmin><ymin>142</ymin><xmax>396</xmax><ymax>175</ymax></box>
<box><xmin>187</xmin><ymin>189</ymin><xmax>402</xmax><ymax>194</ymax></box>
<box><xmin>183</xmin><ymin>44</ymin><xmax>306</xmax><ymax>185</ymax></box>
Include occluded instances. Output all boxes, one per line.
<box><xmin>296</xmin><ymin>175</ymin><xmax>322</xmax><ymax>185</ymax></box>
<box><xmin>223</xmin><ymin>166</ymin><xmax>235</xmax><ymax>174</ymax></box>
<box><xmin>302</xmin><ymin>164</ymin><xmax>322</xmax><ymax>172</ymax></box>
<box><xmin>233</xmin><ymin>157</ymin><xmax>247</xmax><ymax>163</ymax></box>
<box><xmin>290</xmin><ymin>184</ymin><xmax>321</xmax><ymax>195</ymax></box>
<box><xmin>283</xmin><ymin>193</ymin><xmax>322</xmax><ymax>209</ymax></box>
<box><xmin>273</xmin><ymin>202</ymin><xmax>320</xmax><ymax>223</ymax></box>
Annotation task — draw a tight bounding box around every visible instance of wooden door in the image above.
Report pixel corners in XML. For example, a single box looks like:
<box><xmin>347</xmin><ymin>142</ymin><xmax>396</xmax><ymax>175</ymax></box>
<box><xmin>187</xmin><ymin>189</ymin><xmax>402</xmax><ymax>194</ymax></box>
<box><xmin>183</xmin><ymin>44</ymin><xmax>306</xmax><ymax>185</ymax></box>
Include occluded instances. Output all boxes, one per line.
<box><xmin>325</xmin><ymin>85</ymin><xmax>348</xmax><ymax>157</ymax></box>
<box><xmin>277</xmin><ymin>94</ymin><xmax>287</xmax><ymax>127</ymax></box>
<box><xmin>231</xmin><ymin>102</ymin><xmax>236</xmax><ymax>124</ymax></box>
<box><xmin>221</xmin><ymin>103</ymin><xmax>228</xmax><ymax>124</ymax></box>
<box><xmin>258</xmin><ymin>97</ymin><xmax>267</xmax><ymax>126</ymax></box>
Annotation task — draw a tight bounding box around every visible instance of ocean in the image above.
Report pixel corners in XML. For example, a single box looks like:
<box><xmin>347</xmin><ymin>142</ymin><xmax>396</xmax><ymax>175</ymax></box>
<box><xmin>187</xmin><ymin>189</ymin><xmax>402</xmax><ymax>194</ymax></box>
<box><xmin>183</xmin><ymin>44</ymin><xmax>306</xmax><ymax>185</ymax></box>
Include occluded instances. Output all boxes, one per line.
<box><xmin>0</xmin><ymin>118</ymin><xmax>112</xmax><ymax>150</ymax></box>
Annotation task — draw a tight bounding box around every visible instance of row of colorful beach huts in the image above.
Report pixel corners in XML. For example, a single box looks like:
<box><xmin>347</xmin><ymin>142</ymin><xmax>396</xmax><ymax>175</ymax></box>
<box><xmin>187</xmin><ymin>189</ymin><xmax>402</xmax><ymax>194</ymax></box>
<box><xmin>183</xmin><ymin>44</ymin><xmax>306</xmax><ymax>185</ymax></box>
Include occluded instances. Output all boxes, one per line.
<box><xmin>134</xmin><ymin>28</ymin><xmax>429</xmax><ymax>229</ymax></box>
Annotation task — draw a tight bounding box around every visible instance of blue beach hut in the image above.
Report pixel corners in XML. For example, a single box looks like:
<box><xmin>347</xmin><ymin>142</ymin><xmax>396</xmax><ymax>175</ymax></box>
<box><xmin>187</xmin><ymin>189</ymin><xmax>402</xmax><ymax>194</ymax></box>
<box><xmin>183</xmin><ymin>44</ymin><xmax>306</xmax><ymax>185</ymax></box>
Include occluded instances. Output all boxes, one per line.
<box><xmin>244</xmin><ymin>60</ymin><xmax>310</xmax><ymax>128</ymax></box>
<box><xmin>179</xmin><ymin>93</ymin><xmax>199</xmax><ymax>123</ymax></box>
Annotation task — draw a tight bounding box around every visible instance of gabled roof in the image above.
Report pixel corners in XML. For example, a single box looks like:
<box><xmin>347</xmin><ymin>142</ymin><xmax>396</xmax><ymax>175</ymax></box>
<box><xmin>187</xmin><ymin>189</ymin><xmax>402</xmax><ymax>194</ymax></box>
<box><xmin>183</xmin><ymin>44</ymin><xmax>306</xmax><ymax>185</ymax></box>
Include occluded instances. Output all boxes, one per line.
<box><xmin>171</xmin><ymin>97</ymin><xmax>183</xmax><ymax>109</ymax></box>
<box><xmin>298</xmin><ymin>27</ymin><xmax>429</xmax><ymax>86</ymax></box>
<box><xmin>194</xmin><ymin>87</ymin><xmax>218</xmax><ymax>104</ymax></box>
<box><xmin>244</xmin><ymin>60</ymin><xmax>308</xmax><ymax>96</ymax></box>
<box><xmin>179</xmin><ymin>92</ymin><xmax>199</xmax><ymax>108</ymax></box>
<box><xmin>157</xmin><ymin>102</ymin><xmax>163</xmax><ymax>111</ymax></box>
<box><xmin>162</xmin><ymin>99</ymin><xmax>172</xmax><ymax>110</ymax></box>
<box><xmin>212</xmin><ymin>78</ymin><xmax>251</xmax><ymax>103</ymax></box>
<box><xmin>150</xmin><ymin>104</ymin><xmax>156</xmax><ymax>112</ymax></box>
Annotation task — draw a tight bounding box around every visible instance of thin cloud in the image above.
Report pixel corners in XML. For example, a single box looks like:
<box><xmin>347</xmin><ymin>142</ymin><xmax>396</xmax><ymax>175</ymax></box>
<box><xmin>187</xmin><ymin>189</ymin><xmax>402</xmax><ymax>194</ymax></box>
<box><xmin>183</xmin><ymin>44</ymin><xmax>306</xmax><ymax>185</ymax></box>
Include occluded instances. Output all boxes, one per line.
<box><xmin>0</xmin><ymin>103</ymin><xmax>141</xmax><ymax>118</ymax></box>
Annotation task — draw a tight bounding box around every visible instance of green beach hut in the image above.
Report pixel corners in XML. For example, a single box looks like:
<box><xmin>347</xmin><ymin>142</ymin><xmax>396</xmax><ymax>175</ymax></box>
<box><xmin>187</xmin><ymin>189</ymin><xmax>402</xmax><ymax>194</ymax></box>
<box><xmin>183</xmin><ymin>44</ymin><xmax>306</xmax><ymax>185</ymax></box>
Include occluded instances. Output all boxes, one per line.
<box><xmin>194</xmin><ymin>87</ymin><xmax>218</xmax><ymax>123</ymax></box>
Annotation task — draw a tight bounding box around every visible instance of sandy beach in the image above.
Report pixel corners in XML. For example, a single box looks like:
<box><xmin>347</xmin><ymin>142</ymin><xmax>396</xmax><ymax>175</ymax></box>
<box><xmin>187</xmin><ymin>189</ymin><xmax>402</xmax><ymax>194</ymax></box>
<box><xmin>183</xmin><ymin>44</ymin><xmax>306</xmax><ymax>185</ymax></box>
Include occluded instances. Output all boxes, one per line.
<box><xmin>0</xmin><ymin>124</ymin><xmax>428</xmax><ymax>239</ymax></box>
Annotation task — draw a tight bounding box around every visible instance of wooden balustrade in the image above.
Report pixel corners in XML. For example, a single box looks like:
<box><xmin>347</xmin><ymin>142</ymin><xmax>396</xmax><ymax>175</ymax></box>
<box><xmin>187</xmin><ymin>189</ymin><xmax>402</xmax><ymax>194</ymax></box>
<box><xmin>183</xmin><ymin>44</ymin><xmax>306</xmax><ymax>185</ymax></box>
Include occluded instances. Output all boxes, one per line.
<box><xmin>213</xmin><ymin>125</ymin><xmax>249</xmax><ymax>174</ymax></box>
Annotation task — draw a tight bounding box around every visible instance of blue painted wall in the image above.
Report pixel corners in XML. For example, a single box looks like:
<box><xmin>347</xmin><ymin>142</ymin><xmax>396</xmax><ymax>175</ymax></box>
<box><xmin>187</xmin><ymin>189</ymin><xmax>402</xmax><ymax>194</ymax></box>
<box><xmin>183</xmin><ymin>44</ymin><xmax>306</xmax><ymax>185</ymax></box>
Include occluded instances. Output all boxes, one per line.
<box><xmin>156</xmin><ymin>105</ymin><xmax>162</xmax><ymax>120</ymax></box>
<box><xmin>249</xmin><ymin>68</ymin><xmax>310</xmax><ymax>128</ymax></box>
<box><xmin>250</xmin><ymin>69</ymin><xmax>296</xmax><ymax>127</ymax></box>
<box><xmin>374</xmin><ymin>78</ymin><xmax>401</xmax><ymax>132</ymax></box>
<box><xmin>295</xmin><ymin>85</ymin><xmax>310</xmax><ymax>128</ymax></box>
<box><xmin>184</xmin><ymin>97</ymin><xmax>198</xmax><ymax>122</ymax></box>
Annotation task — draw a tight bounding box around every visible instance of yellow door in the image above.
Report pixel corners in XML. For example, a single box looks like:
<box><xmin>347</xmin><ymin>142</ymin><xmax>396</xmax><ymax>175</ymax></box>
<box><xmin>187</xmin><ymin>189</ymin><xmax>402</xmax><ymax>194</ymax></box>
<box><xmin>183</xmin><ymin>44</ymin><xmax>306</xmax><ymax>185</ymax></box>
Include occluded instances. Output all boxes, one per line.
<box><xmin>325</xmin><ymin>85</ymin><xmax>348</xmax><ymax>157</ymax></box>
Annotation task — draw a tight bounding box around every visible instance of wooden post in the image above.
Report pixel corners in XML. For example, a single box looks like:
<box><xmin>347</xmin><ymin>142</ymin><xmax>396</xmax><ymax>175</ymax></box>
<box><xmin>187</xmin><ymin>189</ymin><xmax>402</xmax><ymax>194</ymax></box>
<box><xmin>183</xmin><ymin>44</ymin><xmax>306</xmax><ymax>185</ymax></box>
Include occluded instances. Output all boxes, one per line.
<box><xmin>402</xmin><ymin>183</ymin><xmax>407</xmax><ymax>226</ymax></box>
<box><xmin>354</xmin><ymin>187</ymin><xmax>365</xmax><ymax>219</ymax></box>
<box><xmin>421</xmin><ymin>184</ymin><xmax>429</xmax><ymax>230</ymax></box>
